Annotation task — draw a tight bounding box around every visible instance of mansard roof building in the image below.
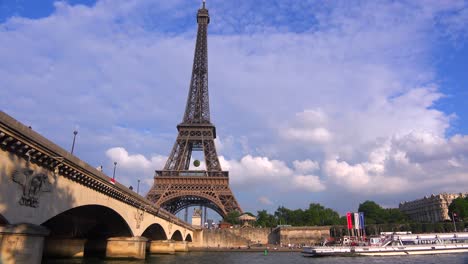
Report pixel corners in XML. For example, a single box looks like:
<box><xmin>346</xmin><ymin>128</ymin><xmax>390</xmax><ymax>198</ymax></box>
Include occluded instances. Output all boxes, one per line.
<box><xmin>399</xmin><ymin>192</ymin><xmax>468</xmax><ymax>223</ymax></box>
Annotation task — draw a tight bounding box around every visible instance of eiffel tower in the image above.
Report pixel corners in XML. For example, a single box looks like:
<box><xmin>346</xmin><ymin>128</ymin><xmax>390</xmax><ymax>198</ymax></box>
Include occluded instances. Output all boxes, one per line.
<box><xmin>146</xmin><ymin>1</ymin><xmax>242</xmax><ymax>218</ymax></box>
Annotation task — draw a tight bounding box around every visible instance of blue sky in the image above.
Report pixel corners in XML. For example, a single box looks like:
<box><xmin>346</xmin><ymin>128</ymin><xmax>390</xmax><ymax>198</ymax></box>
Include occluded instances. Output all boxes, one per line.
<box><xmin>1</xmin><ymin>0</ymin><xmax>468</xmax><ymax>220</ymax></box>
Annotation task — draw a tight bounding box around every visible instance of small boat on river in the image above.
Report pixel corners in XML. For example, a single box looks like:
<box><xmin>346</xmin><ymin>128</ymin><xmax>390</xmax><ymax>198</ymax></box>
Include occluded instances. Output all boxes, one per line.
<box><xmin>302</xmin><ymin>232</ymin><xmax>468</xmax><ymax>257</ymax></box>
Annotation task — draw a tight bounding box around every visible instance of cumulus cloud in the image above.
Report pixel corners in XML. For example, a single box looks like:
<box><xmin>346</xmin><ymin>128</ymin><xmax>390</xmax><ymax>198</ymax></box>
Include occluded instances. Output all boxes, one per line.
<box><xmin>258</xmin><ymin>196</ymin><xmax>273</xmax><ymax>205</ymax></box>
<box><xmin>322</xmin><ymin>131</ymin><xmax>468</xmax><ymax>195</ymax></box>
<box><xmin>106</xmin><ymin>147</ymin><xmax>165</xmax><ymax>169</ymax></box>
<box><xmin>323</xmin><ymin>159</ymin><xmax>410</xmax><ymax>195</ymax></box>
<box><xmin>292</xmin><ymin>175</ymin><xmax>326</xmax><ymax>192</ymax></box>
<box><xmin>219</xmin><ymin>155</ymin><xmax>326</xmax><ymax>193</ymax></box>
<box><xmin>281</xmin><ymin>109</ymin><xmax>332</xmax><ymax>144</ymax></box>
<box><xmin>105</xmin><ymin>147</ymin><xmax>167</xmax><ymax>188</ymax></box>
<box><xmin>293</xmin><ymin>160</ymin><xmax>320</xmax><ymax>174</ymax></box>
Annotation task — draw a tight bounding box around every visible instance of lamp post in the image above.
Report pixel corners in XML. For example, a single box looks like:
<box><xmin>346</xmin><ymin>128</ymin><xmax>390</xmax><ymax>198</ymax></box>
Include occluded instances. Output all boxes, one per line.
<box><xmin>452</xmin><ymin>212</ymin><xmax>457</xmax><ymax>232</ymax></box>
<box><xmin>137</xmin><ymin>179</ymin><xmax>140</xmax><ymax>194</ymax></box>
<box><xmin>71</xmin><ymin>130</ymin><xmax>78</xmax><ymax>154</ymax></box>
<box><xmin>112</xmin><ymin>162</ymin><xmax>117</xmax><ymax>181</ymax></box>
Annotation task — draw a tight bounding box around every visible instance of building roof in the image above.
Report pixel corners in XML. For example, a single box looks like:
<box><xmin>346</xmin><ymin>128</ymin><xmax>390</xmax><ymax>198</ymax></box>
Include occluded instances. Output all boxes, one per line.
<box><xmin>238</xmin><ymin>214</ymin><xmax>256</xmax><ymax>221</ymax></box>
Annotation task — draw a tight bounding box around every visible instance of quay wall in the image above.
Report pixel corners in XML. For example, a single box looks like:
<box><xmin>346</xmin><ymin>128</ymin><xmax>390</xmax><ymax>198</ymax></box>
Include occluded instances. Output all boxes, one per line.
<box><xmin>226</xmin><ymin>228</ymin><xmax>274</xmax><ymax>244</ymax></box>
<box><xmin>191</xmin><ymin>226</ymin><xmax>330</xmax><ymax>248</ymax></box>
<box><xmin>277</xmin><ymin>226</ymin><xmax>330</xmax><ymax>245</ymax></box>
<box><xmin>192</xmin><ymin>229</ymin><xmax>251</xmax><ymax>248</ymax></box>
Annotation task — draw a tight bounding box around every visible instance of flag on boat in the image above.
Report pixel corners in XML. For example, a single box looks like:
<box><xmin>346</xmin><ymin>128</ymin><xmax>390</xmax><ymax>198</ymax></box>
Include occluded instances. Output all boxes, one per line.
<box><xmin>359</xmin><ymin>212</ymin><xmax>365</xmax><ymax>230</ymax></box>
<box><xmin>354</xmin><ymin>212</ymin><xmax>360</xmax><ymax>230</ymax></box>
<box><xmin>346</xmin><ymin>212</ymin><xmax>353</xmax><ymax>229</ymax></box>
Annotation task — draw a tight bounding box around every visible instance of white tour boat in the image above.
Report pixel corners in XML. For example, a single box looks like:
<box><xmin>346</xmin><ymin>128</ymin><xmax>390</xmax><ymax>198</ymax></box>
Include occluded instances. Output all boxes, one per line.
<box><xmin>302</xmin><ymin>232</ymin><xmax>468</xmax><ymax>257</ymax></box>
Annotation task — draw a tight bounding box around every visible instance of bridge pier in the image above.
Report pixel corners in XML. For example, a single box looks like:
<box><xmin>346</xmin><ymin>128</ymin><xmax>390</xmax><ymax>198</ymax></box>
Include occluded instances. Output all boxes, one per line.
<box><xmin>43</xmin><ymin>238</ymin><xmax>87</xmax><ymax>258</ymax></box>
<box><xmin>106</xmin><ymin>236</ymin><xmax>148</xmax><ymax>260</ymax></box>
<box><xmin>148</xmin><ymin>240</ymin><xmax>175</xmax><ymax>254</ymax></box>
<box><xmin>173</xmin><ymin>241</ymin><xmax>189</xmax><ymax>252</ymax></box>
<box><xmin>0</xmin><ymin>223</ymin><xmax>49</xmax><ymax>264</ymax></box>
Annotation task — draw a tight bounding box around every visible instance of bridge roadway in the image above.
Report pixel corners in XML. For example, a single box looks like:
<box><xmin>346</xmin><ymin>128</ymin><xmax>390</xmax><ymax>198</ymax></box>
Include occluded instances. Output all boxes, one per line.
<box><xmin>0</xmin><ymin>111</ymin><xmax>195</xmax><ymax>262</ymax></box>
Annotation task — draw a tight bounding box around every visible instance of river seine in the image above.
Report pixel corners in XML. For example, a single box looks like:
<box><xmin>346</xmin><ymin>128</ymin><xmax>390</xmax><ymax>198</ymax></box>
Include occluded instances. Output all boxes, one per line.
<box><xmin>44</xmin><ymin>252</ymin><xmax>468</xmax><ymax>264</ymax></box>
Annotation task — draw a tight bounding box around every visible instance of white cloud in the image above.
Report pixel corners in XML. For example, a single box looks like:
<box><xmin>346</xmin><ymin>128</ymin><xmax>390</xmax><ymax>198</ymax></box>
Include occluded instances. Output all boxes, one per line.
<box><xmin>105</xmin><ymin>147</ymin><xmax>167</xmax><ymax>189</ymax></box>
<box><xmin>219</xmin><ymin>155</ymin><xmax>293</xmax><ymax>185</ymax></box>
<box><xmin>219</xmin><ymin>155</ymin><xmax>326</xmax><ymax>194</ymax></box>
<box><xmin>322</xmin><ymin>131</ymin><xmax>468</xmax><ymax>195</ymax></box>
<box><xmin>283</xmin><ymin>127</ymin><xmax>332</xmax><ymax>144</ymax></box>
<box><xmin>258</xmin><ymin>196</ymin><xmax>273</xmax><ymax>205</ymax></box>
<box><xmin>293</xmin><ymin>159</ymin><xmax>319</xmax><ymax>173</ymax></box>
<box><xmin>292</xmin><ymin>175</ymin><xmax>326</xmax><ymax>192</ymax></box>
<box><xmin>281</xmin><ymin>109</ymin><xmax>332</xmax><ymax>144</ymax></box>
<box><xmin>323</xmin><ymin>159</ymin><xmax>410</xmax><ymax>195</ymax></box>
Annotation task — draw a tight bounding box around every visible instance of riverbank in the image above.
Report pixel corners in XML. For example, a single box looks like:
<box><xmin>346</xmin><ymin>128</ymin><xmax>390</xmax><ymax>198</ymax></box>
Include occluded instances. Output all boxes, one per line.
<box><xmin>189</xmin><ymin>247</ymin><xmax>302</xmax><ymax>252</ymax></box>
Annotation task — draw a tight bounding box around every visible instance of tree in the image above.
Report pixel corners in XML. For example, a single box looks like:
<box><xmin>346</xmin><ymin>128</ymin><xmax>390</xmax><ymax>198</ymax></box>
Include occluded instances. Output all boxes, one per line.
<box><xmin>449</xmin><ymin>197</ymin><xmax>468</xmax><ymax>221</ymax></box>
<box><xmin>272</xmin><ymin>203</ymin><xmax>341</xmax><ymax>226</ymax></box>
<box><xmin>256</xmin><ymin>210</ymin><xmax>277</xmax><ymax>227</ymax></box>
<box><xmin>274</xmin><ymin>206</ymin><xmax>291</xmax><ymax>225</ymax></box>
<box><xmin>358</xmin><ymin>200</ymin><xmax>386</xmax><ymax>224</ymax></box>
<box><xmin>386</xmin><ymin>208</ymin><xmax>409</xmax><ymax>223</ymax></box>
<box><xmin>224</xmin><ymin>210</ymin><xmax>240</xmax><ymax>225</ymax></box>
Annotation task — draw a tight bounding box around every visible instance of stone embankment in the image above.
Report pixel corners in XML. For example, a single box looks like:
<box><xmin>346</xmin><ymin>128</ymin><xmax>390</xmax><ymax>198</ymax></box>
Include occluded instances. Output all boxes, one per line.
<box><xmin>190</xmin><ymin>226</ymin><xmax>330</xmax><ymax>249</ymax></box>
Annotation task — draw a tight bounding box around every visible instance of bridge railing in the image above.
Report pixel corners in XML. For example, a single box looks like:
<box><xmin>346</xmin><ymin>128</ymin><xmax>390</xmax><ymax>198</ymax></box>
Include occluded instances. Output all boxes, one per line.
<box><xmin>0</xmin><ymin>111</ymin><xmax>194</xmax><ymax>231</ymax></box>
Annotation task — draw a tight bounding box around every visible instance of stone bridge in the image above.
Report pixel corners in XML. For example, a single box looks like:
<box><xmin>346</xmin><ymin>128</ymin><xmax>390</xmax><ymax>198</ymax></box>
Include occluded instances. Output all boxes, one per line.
<box><xmin>0</xmin><ymin>111</ymin><xmax>194</xmax><ymax>263</ymax></box>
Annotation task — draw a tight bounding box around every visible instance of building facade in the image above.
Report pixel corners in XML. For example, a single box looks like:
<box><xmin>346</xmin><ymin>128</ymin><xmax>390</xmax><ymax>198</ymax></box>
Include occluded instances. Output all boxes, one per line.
<box><xmin>399</xmin><ymin>193</ymin><xmax>467</xmax><ymax>223</ymax></box>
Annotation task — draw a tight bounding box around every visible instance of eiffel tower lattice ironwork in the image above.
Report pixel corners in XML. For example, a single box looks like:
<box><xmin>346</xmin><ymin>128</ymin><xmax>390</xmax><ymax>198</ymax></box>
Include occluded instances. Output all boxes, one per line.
<box><xmin>146</xmin><ymin>1</ymin><xmax>242</xmax><ymax>218</ymax></box>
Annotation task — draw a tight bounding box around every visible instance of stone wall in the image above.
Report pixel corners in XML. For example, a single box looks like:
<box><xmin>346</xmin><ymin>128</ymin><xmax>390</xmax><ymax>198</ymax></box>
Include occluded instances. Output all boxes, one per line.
<box><xmin>225</xmin><ymin>228</ymin><xmax>274</xmax><ymax>244</ymax></box>
<box><xmin>192</xmin><ymin>228</ymin><xmax>250</xmax><ymax>248</ymax></box>
<box><xmin>191</xmin><ymin>226</ymin><xmax>330</xmax><ymax>248</ymax></box>
<box><xmin>276</xmin><ymin>226</ymin><xmax>330</xmax><ymax>245</ymax></box>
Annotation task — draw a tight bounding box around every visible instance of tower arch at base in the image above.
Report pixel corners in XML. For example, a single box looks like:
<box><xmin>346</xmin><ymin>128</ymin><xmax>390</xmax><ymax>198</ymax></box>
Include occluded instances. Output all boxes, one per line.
<box><xmin>159</xmin><ymin>193</ymin><xmax>227</xmax><ymax>218</ymax></box>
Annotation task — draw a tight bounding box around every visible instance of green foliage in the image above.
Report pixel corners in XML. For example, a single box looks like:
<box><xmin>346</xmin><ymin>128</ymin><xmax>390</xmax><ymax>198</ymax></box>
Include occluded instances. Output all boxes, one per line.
<box><xmin>386</xmin><ymin>208</ymin><xmax>409</xmax><ymax>223</ymax></box>
<box><xmin>256</xmin><ymin>203</ymin><xmax>342</xmax><ymax>227</ymax></box>
<box><xmin>448</xmin><ymin>197</ymin><xmax>468</xmax><ymax>220</ymax></box>
<box><xmin>256</xmin><ymin>210</ymin><xmax>277</xmax><ymax>227</ymax></box>
<box><xmin>358</xmin><ymin>200</ymin><xmax>386</xmax><ymax>224</ymax></box>
<box><xmin>358</xmin><ymin>200</ymin><xmax>409</xmax><ymax>224</ymax></box>
<box><xmin>224</xmin><ymin>210</ymin><xmax>241</xmax><ymax>225</ymax></box>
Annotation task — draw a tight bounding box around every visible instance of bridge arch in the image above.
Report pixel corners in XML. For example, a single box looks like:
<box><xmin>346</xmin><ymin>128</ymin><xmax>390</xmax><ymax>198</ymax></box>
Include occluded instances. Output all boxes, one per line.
<box><xmin>170</xmin><ymin>230</ymin><xmax>183</xmax><ymax>241</ymax></box>
<box><xmin>160</xmin><ymin>194</ymin><xmax>226</xmax><ymax>218</ymax></box>
<box><xmin>185</xmin><ymin>233</ymin><xmax>192</xmax><ymax>242</ymax></box>
<box><xmin>141</xmin><ymin>223</ymin><xmax>167</xmax><ymax>241</ymax></box>
<box><xmin>0</xmin><ymin>213</ymin><xmax>8</xmax><ymax>225</ymax></box>
<box><xmin>41</xmin><ymin>204</ymin><xmax>133</xmax><ymax>239</ymax></box>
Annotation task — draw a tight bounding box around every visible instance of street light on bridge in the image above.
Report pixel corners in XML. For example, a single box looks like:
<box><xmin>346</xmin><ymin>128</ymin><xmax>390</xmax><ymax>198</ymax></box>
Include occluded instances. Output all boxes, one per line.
<box><xmin>137</xmin><ymin>179</ymin><xmax>140</xmax><ymax>195</ymax></box>
<box><xmin>71</xmin><ymin>130</ymin><xmax>78</xmax><ymax>154</ymax></box>
<box><xmin>112</xmin><ymin>161</ymin><xmax>117</xmax><ymax>182</ymax></box>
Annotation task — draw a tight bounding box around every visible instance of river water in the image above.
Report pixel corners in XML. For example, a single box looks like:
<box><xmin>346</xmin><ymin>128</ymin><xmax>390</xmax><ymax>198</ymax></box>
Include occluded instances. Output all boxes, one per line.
<box><xmin>44</xmin><ymin>252</ymin><xmax>468</xmax><ymax>264</ymax></box>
